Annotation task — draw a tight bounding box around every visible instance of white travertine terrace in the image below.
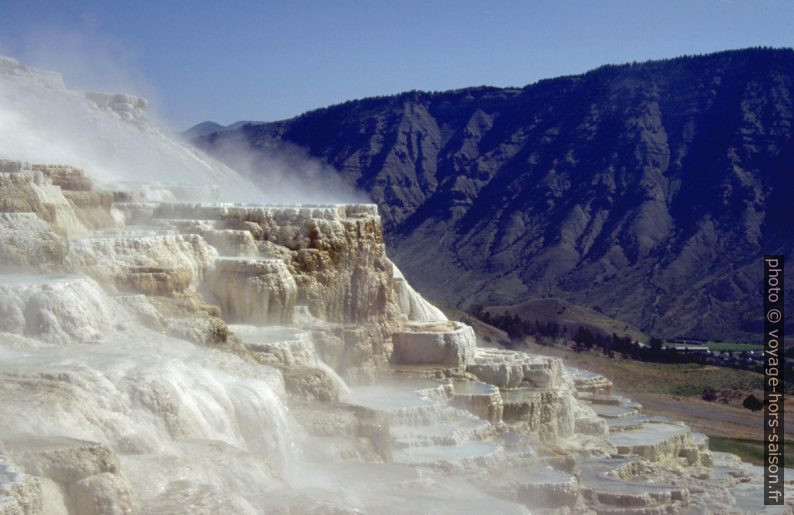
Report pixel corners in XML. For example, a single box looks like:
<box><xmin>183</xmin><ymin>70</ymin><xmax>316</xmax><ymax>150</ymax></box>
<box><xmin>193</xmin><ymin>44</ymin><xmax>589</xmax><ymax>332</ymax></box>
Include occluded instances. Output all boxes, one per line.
<box><xmin>208</xmin><ymin>258</ymin><xmax>297</xmax><ymax>325</ymax></box>
<box><xmin>0</xmin><ymin>55</ymin><xmax>787</xmax><ymax>514</ymax></box>
<box><xmin>391</xmin><ymin>261</ymin><xmax>447</xmax><ymax>322</ymax></box>
<box><xmin>468</xmin><ymin>347</ymin><xmax>568</xmax><ymax>389</ymax></box>
<box><xmin>66</xmin><ymin>232</ymin><xmax>217</xmax><ymax>292</ymax></box>
<box><xmin>0</xmin><ymin>275</ymin><xmax>116</xmax><ymax>344</ymax></box>
<box><xmin>0</xmin><ymin>163</ymin><xmax>787</xmax><ymax>514</ymax></box>
<box><xmin>0</xmin><ymin>169</ymin><xmax>89</xmax><ymax>237</ymax></box>
<box><xmin>391</xmin><ymin>321</ymin><xmax>476</xmax><ymax>368</ymax></box>
<box><xmin>0</xmin><ymin>213</ymin><xmax>68</xmax><ymax>270</ymax></box>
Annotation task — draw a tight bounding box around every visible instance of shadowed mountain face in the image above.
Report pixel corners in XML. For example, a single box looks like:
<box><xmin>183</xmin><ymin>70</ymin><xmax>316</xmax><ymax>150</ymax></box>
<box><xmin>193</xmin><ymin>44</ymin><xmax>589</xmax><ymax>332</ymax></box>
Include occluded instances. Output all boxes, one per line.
<box><xmin>195</xmin><ymin>48</ymin><xmax>794</xmax><ymax>341</ymax></box>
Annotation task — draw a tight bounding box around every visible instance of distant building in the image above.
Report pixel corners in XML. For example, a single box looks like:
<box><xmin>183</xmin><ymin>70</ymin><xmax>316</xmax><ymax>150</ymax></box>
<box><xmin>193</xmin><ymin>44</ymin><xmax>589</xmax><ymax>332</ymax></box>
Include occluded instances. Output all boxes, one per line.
<box><xmin>666</xmin><ymin>343</ymin><xmax>710</xmax><ymax>354</ymax></box>
<box><xmin>669</xmin><ymin>338</ymin><xmax>710</xmax><ymax>345</ymax></box>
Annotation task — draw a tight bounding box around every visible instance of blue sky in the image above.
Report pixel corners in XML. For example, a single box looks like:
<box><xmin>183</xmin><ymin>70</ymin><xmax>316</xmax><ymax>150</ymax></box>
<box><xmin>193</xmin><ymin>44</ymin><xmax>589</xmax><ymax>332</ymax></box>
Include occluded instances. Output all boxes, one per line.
<box><xmin>1</xmin><ymin>0</ymin><xmax>792</xmax><ymax>129</ymax></box>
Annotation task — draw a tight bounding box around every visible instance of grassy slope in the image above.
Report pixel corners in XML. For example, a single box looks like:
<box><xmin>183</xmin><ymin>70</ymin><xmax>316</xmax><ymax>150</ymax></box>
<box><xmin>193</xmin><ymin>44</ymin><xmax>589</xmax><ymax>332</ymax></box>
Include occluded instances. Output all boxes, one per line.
<box><xmin>709</xmin><ymin>437</ymin><xmax>794</xmax><ymax>468</ymax></box>
<box><xmin>705</xmin><ymin>342</ymin><xmax>763</xmax><ymax>352</ymax></box>
<box><xmin>485</xmin><ymin>298</ymin><xmax>649</xmax><ymax>342</ymax></box>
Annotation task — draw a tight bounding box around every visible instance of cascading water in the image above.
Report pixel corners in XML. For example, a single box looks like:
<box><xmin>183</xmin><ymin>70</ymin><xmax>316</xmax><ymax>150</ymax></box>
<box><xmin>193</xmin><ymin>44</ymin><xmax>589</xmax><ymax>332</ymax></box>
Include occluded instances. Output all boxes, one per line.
<box><xmin>0</xmin><ymin>276</ymin><xmax>298</xmax><ymax>513</ymax></box>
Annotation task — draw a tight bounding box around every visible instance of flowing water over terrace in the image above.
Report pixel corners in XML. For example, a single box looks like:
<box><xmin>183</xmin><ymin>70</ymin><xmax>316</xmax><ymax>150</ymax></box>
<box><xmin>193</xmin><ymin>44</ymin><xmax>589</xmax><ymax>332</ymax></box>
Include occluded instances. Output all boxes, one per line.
<box><xmin>0</xmin><ymin>319</ymin><xmax>297</xmax><ymax>512</ymax></box>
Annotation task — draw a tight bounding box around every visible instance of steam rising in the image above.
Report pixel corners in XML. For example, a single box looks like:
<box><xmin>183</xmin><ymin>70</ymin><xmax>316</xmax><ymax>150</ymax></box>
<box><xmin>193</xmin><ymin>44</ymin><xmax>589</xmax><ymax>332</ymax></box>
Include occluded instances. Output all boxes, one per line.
<box><xmin>0</xmin><ymin>53</ymin><xmax>366</xmax><ymax>205</ymax></box>
<box><xmin>0</xmin><ymin>56</ymin><xmax>260</xmax><ymax>202</ymax></box>
<box><xmin>194</xmin><ymin>129</ymin><xmax>368</xmax><ymax>204</ymax></box>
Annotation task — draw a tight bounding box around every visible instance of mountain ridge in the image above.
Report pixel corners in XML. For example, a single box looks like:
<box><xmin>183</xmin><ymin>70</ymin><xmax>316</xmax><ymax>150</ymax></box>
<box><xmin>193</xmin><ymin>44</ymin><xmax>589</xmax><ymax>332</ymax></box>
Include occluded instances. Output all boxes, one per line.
<box><xmin>194</xmin><ymin>47</ymin><xmax>794</xmax><ymax>342</ymax></box>
<box><xmin>183</xmin><ymin>120</ymin><xmax>264</xmax><ymax>140</ymax></box>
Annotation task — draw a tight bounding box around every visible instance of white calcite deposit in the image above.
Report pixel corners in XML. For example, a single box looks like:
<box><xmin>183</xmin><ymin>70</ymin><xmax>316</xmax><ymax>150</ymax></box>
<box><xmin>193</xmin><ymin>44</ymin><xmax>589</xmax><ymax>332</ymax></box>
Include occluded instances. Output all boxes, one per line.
<box><xmin>391</xmin><ymin>262</ymin><xmax>447</xmax><ymax>322</ymax></box>
<box><xmin>392</xmin><ymin>321</ymin><xmax>477</xmax><ymax>368</ymax></box>
<box><xmin>208</xmin><ymin>258</ymin><xmax>297</xmax><ymax>325</ymax></box>
<box><xmin>0</xmin><ymin>212</ymin><xmax>67</xmax><ymax>270</ymax></box>
<box><xmin>0</xmin><ymin>56</ymin><xmax>787</xmax><ymax>514</ymax></box>
<box><xmin>0</xmin><ymin>166</ymin><xmax>89</xmax><ymax>237</ymax></box>
<box><xmin>0</xmin><ymin>275</ymin><xmax>116</xmax><ymax>344</ymax></box>
<box><xmin>0</xmin><ymin>455</ymin><xmax>42</xmax><ymax>515</ymax></box>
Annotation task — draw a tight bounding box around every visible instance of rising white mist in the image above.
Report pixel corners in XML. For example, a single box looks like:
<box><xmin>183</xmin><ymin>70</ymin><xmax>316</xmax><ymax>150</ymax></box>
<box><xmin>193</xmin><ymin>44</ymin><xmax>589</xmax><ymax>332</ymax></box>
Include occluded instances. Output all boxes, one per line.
<box><xmin>0</xmin><ymin>56</ymin><xmax>258</xmax><ymax>202</ymax></box>
<box><xmin>0</xmin><ymin>52</ymin><xmax>368</xmax><ymax>206</ymax></box>
<box><xmin>193</xmin><ymin>129</ymin><xmax>368</xmax><ymax>204</ymax></box>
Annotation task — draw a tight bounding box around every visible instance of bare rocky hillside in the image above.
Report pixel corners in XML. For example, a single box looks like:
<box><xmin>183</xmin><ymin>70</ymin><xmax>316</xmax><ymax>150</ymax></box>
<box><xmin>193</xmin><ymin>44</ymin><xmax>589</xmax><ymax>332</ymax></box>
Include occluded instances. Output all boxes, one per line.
<box><xmin>194</xmin><ymin>48</ymin><xmax>794</xmax><ymax>341</ymax></box>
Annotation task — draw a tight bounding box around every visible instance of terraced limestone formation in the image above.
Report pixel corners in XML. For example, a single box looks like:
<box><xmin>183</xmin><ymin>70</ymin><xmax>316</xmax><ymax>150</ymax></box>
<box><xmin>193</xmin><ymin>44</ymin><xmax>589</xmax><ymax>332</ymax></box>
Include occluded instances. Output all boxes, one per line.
<box><xmin>1</xmin><ymin>155</ymin><xmax>791</xmax><ymax>513</ymax></box>
<box><xmin>0</xmin><ymin>56</ymin><xmax>790</xmax><ymax>513</ymax></box>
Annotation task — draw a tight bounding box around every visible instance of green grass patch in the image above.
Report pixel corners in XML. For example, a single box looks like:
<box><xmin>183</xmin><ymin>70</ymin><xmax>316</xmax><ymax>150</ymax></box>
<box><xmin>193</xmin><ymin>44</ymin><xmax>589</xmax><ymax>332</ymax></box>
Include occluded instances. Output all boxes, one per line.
<box><xmin>708</xmin><ymin>436</ymin><xmax>794</xmax><ymax>468</ymax></box>
<box><xmin>705</xmin><ymin>342</ymin><xmax>763</xmax><ymax>352</ymax></box>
